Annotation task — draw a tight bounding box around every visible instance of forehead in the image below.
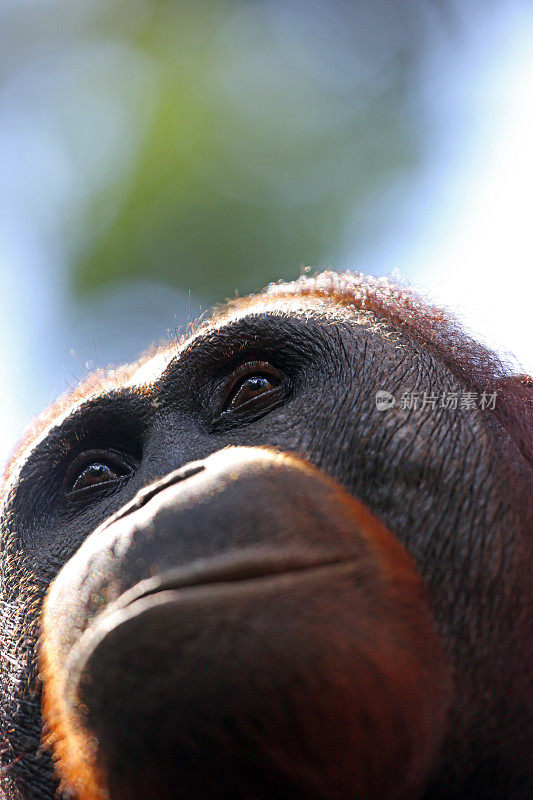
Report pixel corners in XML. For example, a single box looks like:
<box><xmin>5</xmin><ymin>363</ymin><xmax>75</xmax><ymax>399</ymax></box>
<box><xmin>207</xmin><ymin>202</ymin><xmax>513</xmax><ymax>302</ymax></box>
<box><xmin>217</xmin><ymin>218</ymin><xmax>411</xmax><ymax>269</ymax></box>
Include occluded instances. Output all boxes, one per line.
<box><xmin>4</xmin><ymin>294</ymin><xmax>375</xmax><ymax>481</ymax></box>
<box><xmin>126</xmin><ymin>293</ymin><xmax>380</xmax><ymax>388</ymax></box>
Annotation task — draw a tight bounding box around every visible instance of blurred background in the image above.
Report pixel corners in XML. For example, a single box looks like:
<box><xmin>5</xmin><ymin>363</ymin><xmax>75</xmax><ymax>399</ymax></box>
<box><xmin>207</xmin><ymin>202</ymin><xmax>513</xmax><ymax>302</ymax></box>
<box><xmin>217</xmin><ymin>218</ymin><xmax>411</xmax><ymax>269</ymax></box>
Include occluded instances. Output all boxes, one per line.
<box><xmin>0</xmin><ymin>0</ymin><xmax>532</xmax><ymax>467</ymax></box>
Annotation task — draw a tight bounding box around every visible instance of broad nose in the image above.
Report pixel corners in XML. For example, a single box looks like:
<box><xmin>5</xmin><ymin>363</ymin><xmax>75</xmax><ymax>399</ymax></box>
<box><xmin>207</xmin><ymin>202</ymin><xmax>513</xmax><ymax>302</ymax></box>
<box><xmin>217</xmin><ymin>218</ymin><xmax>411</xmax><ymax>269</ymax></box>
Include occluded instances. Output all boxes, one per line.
<box><xmin>41</xmin><ymin>446</ymin><xmax>369</xmax><ymax>671</ymax></box>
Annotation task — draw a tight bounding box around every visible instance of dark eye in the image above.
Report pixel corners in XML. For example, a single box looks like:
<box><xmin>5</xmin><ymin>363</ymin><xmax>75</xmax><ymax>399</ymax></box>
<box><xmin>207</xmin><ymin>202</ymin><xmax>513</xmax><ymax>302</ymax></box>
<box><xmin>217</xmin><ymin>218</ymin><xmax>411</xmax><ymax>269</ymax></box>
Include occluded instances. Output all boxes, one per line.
<box><xmin>222</xmin><ymin>362</ymin><xmax>282</xmax><ymax>413</ymax></box>
<box><xmin>64</xmin><ymin>450</ymin><xmax>132</xmax><ymax>498</ymax></box>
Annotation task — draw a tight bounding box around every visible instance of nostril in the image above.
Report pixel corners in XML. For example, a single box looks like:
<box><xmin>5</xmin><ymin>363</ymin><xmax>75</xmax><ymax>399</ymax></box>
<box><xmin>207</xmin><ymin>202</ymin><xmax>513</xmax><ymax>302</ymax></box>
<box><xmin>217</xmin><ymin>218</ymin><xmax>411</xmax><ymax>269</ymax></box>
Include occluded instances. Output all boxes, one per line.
<box><xmin>132</xmin><ymin>463</ymin><xmax>206</xmax><ymax>513</ymax></box>
<box><xmin>97</xmin><ymin>462</ymin><xmax>206</xmax><ymax>535</ymax></box>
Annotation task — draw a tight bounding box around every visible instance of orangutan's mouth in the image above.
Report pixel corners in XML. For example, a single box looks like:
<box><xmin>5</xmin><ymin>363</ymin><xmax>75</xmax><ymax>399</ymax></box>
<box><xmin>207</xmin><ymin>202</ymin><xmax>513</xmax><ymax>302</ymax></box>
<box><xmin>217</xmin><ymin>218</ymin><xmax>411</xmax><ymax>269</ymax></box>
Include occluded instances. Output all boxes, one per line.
<box><xmin>115</xmin><ymin>548</ymin><xmax>358</xmax><ymax>611</ymax></box>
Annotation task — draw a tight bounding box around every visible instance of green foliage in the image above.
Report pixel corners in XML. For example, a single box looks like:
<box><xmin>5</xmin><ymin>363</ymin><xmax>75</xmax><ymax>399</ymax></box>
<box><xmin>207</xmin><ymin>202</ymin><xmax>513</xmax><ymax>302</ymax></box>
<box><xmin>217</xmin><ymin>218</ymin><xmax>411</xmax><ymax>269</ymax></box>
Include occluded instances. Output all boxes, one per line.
<box><xmin>0</xmin><ymin>0</ymin><xmax>429</xmax><ymax>304</ymax></box>
<box><xmin>72</xmin><ymin>1</ymin><xmax>424</xmax><ymax>302</ymax></box>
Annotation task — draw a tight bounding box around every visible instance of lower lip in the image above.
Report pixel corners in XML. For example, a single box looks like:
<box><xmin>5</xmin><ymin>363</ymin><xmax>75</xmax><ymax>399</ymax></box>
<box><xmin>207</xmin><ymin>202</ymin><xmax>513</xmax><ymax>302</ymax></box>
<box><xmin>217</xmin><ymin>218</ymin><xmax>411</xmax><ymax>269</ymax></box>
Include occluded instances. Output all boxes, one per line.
<box><xmin>63</xmin><ymin>555</ymin><xmax>363</xmax><ymax>703</ymax></box>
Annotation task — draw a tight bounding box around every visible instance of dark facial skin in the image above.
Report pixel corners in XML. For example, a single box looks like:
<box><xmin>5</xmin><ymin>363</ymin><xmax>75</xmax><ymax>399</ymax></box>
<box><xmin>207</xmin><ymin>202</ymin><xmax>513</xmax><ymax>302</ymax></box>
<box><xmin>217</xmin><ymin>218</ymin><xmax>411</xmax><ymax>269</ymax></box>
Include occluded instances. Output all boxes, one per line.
<box><xmin>0</xmin><ymin>273</ymin><xmax>531</xmax><ymax>800</ymax></box>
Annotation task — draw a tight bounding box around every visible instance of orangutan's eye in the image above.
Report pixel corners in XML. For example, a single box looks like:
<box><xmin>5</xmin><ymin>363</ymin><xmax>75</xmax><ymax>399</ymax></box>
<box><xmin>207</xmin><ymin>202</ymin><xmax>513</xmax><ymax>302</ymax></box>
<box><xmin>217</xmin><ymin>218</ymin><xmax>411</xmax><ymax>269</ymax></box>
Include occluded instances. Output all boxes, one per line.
<box><xmin>222</xmin><ymin>362</ymin><xmax>282</xmax><ymax>414</ymax></box>
<box><xmin>64</xmin><ymin>451</ymin><xmax>132</xmax><ymax>498</ymax></box>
